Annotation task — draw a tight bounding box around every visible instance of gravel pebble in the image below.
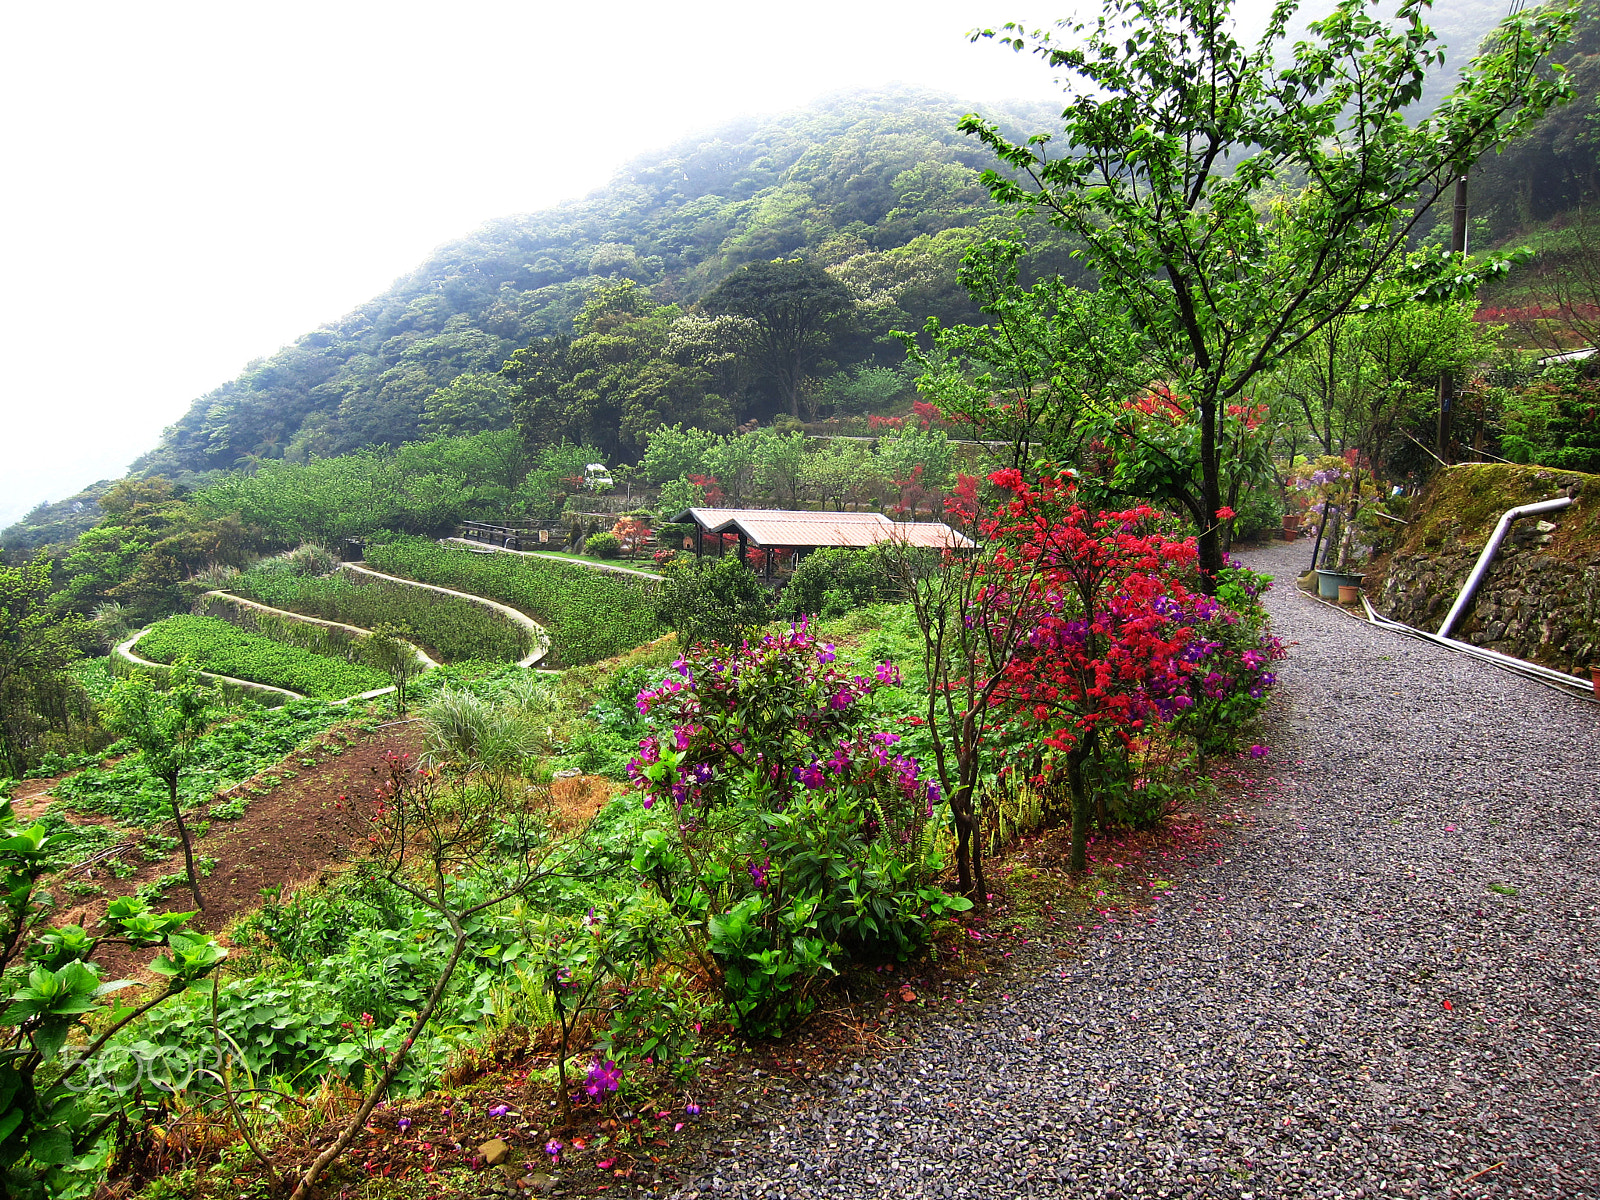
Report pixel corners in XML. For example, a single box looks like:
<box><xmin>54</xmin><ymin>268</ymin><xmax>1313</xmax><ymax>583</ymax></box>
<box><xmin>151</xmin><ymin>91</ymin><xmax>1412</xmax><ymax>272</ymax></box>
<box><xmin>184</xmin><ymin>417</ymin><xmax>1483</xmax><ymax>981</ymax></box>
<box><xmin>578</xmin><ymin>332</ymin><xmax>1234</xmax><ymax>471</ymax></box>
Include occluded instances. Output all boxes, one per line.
<box><xmin>670</xmin><ymin>538</ymin><xmax>1600</xmax><ymax>1199</ymax></box>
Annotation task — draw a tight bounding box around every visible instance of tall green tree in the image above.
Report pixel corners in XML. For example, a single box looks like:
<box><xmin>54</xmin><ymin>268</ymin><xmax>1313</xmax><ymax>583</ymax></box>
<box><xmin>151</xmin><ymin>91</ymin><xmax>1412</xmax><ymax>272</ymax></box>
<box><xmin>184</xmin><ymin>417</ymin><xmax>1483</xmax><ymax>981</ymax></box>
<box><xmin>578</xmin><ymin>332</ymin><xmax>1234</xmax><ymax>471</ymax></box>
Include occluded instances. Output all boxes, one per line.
<box><xmin>961</xmin><ymin>0</ymin><xmax>1577</xmax><ymax>583</ymax></box>
<box><xmin>505</xmin><ymin>283</ymin><xmax>737</xmax><ymax>456</ymax></box>
<box><xmin>701</xmin><ymin>258</ymin><xmax>857</xmax><ymax>418</ymax></box>
<box><xmin>0</xmin><ymin>554</ymin><xmax>96</xmax><ymax>777</ymax></box>
<box><xmin>900</xmin><ymin>238</ymin><xmax>1147</xmax><ymax>470</ymax></box>
<box><xmin>104</xmin><ymin>661</ymin><xmax>216</xmax><ymax>911</ymax></box>
<box><xmin>1265</xmin><ymin>297</ymin><xmax>1493</xmax><ymax>465</ymax></box>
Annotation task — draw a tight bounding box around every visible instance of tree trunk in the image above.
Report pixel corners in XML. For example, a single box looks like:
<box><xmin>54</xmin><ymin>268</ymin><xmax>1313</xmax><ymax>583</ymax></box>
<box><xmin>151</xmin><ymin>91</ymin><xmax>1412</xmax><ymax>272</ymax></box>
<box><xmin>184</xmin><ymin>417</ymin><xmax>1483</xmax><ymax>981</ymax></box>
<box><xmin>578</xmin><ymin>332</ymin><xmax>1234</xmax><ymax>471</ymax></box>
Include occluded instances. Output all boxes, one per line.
<box><xmin>169</xmin><ymin>774</ymin><xmax>205</xmax><ymax>912</ymax></box>
<box><xmin>291</xmin><ymin>929</ymin><xmax>470</xmax><ymax>1200</ymax></box>
<box><xmin>950</xmin><ymin>781</ymin><xmax>976</xmax><ymax>900</ymax></box>
<box><xmin>1067</xmin><ymin>733</ymin><xmax>1097</xmax><ymax>876</ymax></box>
<box><xmin>1198</xmin><ymin>394</ymin><xmax>1224</xmax><ymax>591</ymax></box>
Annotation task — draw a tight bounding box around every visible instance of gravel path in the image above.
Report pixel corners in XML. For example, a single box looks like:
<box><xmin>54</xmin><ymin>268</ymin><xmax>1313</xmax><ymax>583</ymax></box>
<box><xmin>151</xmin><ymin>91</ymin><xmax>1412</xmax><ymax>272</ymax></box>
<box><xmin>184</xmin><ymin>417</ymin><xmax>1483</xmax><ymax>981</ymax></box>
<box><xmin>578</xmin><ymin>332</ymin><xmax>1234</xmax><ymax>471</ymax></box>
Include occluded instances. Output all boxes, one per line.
<box><xmin>678</xmin><ymin>538</ymin><xmax>1599</xmax><ymax>1200</ymax></box>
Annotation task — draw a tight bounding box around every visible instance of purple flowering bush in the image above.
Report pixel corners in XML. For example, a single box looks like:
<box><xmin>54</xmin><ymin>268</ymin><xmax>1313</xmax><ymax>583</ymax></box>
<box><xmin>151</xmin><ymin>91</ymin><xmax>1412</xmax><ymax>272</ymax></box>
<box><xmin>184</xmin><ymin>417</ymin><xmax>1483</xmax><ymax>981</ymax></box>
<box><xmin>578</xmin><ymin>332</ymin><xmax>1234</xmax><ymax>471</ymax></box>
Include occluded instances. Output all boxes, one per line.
<box><xmin>627</xmin><ymin>622</ymin><xmax>970</xmax><ymax>1036</ymax></box>
<box><xmin>1169</xmin><ymin>563</ymin><xmax>1285</xmax><ymax>757</ymax></box>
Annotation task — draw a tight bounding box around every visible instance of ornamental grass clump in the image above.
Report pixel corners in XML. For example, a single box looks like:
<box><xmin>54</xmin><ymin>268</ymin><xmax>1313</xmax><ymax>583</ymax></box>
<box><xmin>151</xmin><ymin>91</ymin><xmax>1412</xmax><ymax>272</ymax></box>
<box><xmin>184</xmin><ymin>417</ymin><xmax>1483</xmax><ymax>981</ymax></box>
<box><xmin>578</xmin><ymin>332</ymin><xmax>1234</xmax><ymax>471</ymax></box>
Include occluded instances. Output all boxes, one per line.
<box><xmin>627</xmin><ymin>622</ymin><xmax>970</xmax><ymax>1036</ymax></box>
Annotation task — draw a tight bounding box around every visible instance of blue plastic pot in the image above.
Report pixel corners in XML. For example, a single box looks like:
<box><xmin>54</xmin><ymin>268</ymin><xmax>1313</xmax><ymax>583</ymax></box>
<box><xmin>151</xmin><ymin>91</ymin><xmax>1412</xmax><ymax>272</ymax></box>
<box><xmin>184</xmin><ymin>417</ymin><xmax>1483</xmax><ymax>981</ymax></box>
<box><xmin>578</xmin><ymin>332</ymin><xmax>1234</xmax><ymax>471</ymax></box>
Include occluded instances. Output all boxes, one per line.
<box><xmin>1316</xmin><ymin>569</ymin><xmax>1364</xmax><ymax>599</ymax></box>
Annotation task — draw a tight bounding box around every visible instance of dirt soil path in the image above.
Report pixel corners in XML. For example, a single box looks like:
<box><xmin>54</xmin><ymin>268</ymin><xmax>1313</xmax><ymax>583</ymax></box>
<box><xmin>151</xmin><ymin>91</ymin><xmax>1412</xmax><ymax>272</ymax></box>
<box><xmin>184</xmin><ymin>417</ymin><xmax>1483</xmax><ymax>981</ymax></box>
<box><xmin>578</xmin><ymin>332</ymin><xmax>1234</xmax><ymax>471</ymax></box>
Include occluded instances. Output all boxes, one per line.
<box><xmin>76</xmin><ymin>724</ymin><xmax>425</xmax><ymax>981</ymax></box>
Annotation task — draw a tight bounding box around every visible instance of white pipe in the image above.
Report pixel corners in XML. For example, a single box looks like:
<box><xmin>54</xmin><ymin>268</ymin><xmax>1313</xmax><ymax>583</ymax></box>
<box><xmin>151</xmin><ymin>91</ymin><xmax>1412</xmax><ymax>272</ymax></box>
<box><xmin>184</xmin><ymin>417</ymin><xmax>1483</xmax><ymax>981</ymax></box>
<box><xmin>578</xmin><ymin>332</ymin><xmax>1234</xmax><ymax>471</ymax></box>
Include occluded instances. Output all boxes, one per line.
<box><xmin>1362</xmin><ymin>596</ymin><xmax>1594</xmax><ymax>694</ymax></box>
<box><xmin>1437</xmin><ymin>496</ymin><xmax>1573</xmax><ymax>637</ymax></box>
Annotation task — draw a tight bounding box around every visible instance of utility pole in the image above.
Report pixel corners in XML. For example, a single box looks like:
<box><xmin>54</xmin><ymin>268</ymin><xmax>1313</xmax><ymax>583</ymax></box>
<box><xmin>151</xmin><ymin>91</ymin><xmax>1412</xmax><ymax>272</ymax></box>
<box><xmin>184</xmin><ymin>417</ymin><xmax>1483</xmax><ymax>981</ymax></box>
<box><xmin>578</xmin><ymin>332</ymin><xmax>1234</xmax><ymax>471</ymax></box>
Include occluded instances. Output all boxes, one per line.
<box><xmin>1435</xmin><ymin>172</ymin><xmax>1470</xmax><ymax>463</ymax></box>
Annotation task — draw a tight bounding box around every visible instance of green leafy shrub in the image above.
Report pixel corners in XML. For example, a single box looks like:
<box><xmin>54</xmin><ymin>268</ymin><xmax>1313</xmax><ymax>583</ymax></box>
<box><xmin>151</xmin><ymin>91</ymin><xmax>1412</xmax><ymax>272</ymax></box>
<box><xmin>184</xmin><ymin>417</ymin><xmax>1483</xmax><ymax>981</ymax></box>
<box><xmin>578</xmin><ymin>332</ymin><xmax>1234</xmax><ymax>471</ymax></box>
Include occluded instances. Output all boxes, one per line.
<box><xmin>628</xmin><ymin>624</ymin><xmax>965</xmax><ymax>1035</ymax></box>
<box><xmin>586</xmin><ymin>532</ymin><xmax>622</xmax><ymax>559</ymax></box>
<box><xmin>652</xmin><ymin>554</ymin><xmax>772</xmax><ymax>649</ymax></box>
<box><xmin>778</xmin><ymin>544</ymin><xmax>903</xmax><ymax>618</ymax></box>
<box><xmin>362</xmin><ymin>536</ymin><xmax>660</xmax><ymax>666</ymax></box>
<box><xmin>231</xmin><ymin>563</ymin><xmax>529</xmax><ymax>664</ymax></box>
<box><xmin>1497</xmin><ymin>364</ymin><xmax>1600</xmax><ymax>472</ymax></box>
<box><xmin>134</xmin><ymin>616</ymin><xmax>389</xmax><ymax>698</ymax></box>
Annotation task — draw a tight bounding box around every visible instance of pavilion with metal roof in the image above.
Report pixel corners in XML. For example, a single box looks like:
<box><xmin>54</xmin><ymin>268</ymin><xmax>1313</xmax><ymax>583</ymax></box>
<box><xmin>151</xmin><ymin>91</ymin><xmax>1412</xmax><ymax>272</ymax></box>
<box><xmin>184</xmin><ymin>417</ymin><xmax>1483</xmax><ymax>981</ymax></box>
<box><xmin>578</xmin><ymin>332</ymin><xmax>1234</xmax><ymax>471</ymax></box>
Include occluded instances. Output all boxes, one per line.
<box><xmin>669</xmin><ymin>507</ymin><xmax>974</xmax><ymax>578</ymax></box>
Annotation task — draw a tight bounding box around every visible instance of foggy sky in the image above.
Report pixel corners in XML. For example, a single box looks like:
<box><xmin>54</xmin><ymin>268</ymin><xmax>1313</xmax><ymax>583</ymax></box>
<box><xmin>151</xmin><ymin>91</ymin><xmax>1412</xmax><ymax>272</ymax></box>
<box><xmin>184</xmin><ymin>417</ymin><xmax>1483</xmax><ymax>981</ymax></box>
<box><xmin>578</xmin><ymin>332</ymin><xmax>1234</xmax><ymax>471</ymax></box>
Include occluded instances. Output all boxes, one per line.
<box><xmin>0</xmin><ymin>0</ymin><xmax>1083</xmax><ymax>526</ymax></box>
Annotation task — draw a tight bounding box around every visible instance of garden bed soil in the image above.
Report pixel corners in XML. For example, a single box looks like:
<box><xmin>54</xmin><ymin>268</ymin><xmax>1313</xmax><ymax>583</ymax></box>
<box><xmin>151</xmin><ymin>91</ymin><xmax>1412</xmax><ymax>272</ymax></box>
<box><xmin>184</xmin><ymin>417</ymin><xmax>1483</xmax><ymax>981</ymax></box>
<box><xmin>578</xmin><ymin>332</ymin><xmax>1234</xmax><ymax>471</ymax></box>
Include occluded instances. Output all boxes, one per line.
<box><xmin>70</xmin><ymin>725</ymin><xmax>425</xmax><ymax>982</ymax></box>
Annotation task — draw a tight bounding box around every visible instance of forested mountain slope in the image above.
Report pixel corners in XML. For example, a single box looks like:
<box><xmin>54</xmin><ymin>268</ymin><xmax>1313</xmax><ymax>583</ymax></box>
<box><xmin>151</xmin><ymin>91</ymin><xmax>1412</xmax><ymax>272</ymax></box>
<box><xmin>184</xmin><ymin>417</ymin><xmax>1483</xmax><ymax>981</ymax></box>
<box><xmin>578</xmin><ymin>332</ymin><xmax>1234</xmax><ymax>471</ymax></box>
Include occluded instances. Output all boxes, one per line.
<box><xmin>131</xmin><ymin>90</ymin><xmax>1070</xmax><ymax>483</ymax></box>
<box><xmin>16</xmin><ymin>0</ymin><xmax>1586</xmax><ymax>535</ymax></box>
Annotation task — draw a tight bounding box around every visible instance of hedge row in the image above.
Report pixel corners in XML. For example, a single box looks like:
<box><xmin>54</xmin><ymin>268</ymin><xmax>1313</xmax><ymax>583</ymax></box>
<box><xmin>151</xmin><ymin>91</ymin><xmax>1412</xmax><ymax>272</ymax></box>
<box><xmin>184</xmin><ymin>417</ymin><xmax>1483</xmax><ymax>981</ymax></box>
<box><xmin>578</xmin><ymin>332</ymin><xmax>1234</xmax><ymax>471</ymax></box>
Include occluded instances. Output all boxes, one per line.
<box><xmin>230</xmin><ymin>568</ymin><xmax>529</xmax><ymax>664</ymax></box>
<box><xmin>134</xmin><ymin>616</ymin><xmax>390</xmax><ymax>699</ymax></box>
<box><xmin>363</xmin><ymin>537</ymin><xmax>662</xmax><ymax>666</ymax></box>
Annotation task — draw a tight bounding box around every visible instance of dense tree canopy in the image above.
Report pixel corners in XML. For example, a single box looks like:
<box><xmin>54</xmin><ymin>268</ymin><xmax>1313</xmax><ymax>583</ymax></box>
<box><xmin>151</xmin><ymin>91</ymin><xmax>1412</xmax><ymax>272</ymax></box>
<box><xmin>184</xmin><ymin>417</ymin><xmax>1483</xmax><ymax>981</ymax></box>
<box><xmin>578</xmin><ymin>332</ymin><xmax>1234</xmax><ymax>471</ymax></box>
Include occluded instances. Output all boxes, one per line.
<box><xmin>125</xmin><ymin>90</ymin><xmax>1073</xmax><ymax>485</ymax></box>
<box><xmin>700</xmin><ymin>258</ymin><xmax>857</xmax><ymax>417</ymax></box>
<box><xmin>961</xmin><ymin>0</ymin><xmax>1577</xmax><ymax>581</ymax></box>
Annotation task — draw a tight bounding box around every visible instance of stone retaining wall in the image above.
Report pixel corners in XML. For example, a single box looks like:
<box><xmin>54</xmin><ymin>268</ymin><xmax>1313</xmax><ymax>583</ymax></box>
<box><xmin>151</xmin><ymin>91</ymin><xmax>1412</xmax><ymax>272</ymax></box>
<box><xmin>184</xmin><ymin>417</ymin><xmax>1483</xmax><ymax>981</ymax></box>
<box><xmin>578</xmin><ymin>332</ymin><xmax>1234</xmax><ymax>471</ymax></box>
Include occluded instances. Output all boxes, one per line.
<box><xmin>1372</xmin><ymin>465</ymin><xmax>1600</xmax><ymax>673</ymax></box>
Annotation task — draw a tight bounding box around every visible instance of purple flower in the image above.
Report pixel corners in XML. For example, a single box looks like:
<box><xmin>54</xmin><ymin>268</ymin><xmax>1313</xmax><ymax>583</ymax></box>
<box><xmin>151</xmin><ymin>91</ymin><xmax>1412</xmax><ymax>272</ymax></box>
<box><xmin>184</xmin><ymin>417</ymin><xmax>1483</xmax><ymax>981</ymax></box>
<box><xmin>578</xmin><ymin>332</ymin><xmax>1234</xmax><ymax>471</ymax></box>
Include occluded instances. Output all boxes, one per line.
<box><xmin>686</xmin><ymin>1102</ymin><xmax>702</xmax><ymax>1116</ymax></box>
<box><xmin>748</xmin><ymin>858</ymin><xmax>769</xmax><ymax>889</ymax></box>
<box><xmin>397</xmin><ymin>1117</ymin><xmax>412</xmax><ymax>1132</ymax></box>
<box><xmin>874</xmin><ymin>661</ymin><xmax>900</xmax><ymax>686</ymax></box>
<box><xmin>1248</xmin><ymin>744</ymin><xmax>1269</xmax><ymax>759</ymax></box>
<box><xmin>545</xmin><ymin>1139</ymin><xmax>563</xmax><ymax>1159</ymax></box>
<box><xmin>828</xmin><ymin>689</ymin><xmax>852</xmax><ymax>711</ymax></box>
<box><xmin>817</xmin><ymin>644</ymin><xmax>837</xmax><ymax>665</ymax></box>
<box><xmin>489</xmin><ymin>1104</ymin><xmax>510</xmax><ymax>1119</ymax></box>
<box><xmin>794</xmin><ymin>761</ymin><xmax>826</xmax><ymax>789</ymax></box>
<box><xmin>585</xmin><ymin>1058</ymin><xmax>622</xmax><ymax>1098</ymax></box>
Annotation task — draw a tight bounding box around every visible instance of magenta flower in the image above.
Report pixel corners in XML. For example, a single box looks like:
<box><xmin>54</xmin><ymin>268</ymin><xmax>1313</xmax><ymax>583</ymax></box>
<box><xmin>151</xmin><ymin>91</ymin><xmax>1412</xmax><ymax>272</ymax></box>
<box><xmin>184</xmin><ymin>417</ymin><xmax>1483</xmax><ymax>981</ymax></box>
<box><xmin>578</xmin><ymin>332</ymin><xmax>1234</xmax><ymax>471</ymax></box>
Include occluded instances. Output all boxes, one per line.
<box><xmin>584</xmin><ymin>1058</ymin><xmax>622</xmax><ymax>1097</ymax></box>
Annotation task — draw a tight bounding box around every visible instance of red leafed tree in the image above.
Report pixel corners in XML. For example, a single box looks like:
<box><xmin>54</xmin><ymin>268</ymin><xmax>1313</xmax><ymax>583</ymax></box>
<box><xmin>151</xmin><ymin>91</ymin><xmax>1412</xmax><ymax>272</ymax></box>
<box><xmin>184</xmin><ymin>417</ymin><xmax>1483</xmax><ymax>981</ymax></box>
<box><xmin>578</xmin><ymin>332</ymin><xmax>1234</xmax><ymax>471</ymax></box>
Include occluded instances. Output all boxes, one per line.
<box><xmin>611</xmin><ymin>516</ymin><xmax>651</xmax><ymax>557</ymax></box>
<box><xmin>980</xmin><ymin>467</ymin><xmax>1198</xmax><ymax>873</ymax></box>
<box><xmin>687</xmin><ymin>474</ymin><xmax>725</xmax><ymax>506</ymax></box>
<box><xmin>890</xmin><ymin>465</ymin><xmax>1198</xmax><ymax>895</ymax></box>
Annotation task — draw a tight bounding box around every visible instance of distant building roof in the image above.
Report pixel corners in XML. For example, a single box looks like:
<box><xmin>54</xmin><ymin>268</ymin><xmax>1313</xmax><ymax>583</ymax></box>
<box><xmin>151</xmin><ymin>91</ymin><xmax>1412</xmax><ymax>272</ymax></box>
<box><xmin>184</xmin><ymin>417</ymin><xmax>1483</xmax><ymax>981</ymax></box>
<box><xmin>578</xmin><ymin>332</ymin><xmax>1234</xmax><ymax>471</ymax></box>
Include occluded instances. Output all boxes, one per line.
<box><xmin>671</xmin><ymin>507</ymin><xmax>974</xmax><ymax>550</ymax></box>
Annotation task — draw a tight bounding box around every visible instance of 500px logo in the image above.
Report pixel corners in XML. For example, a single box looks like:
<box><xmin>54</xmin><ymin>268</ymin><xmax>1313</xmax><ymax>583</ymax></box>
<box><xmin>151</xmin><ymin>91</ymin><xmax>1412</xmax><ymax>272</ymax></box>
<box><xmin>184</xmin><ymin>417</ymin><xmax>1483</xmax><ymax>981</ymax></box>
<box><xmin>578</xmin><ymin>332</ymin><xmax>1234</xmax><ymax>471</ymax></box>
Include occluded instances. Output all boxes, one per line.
<box><xmin>56</xmin><ymin>1044</ymin><xmax>229</xmax><ymax>1095</ymax></box>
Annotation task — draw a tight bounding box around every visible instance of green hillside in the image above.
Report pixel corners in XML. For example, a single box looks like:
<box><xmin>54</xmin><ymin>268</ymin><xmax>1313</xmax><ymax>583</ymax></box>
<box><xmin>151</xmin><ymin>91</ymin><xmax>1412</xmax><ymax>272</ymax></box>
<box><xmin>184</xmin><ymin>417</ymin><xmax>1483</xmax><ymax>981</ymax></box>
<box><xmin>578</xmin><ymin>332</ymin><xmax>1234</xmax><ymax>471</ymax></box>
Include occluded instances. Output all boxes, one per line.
<box><xmin>130</xmin><ymin>89</ymin><xmax>1075</xmax><ymax>483</ymax></box>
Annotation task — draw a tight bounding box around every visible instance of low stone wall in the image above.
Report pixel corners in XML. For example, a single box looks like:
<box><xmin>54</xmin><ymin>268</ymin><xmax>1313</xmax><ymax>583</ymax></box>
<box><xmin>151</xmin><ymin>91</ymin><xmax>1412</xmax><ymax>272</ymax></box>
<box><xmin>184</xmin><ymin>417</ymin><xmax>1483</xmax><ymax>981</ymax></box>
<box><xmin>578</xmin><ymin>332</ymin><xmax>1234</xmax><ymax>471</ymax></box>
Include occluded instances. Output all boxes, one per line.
<box><xmin>1372</xmin><ymin>464</ymin><xmax>1600</xmax><ymax>673</ymax></box>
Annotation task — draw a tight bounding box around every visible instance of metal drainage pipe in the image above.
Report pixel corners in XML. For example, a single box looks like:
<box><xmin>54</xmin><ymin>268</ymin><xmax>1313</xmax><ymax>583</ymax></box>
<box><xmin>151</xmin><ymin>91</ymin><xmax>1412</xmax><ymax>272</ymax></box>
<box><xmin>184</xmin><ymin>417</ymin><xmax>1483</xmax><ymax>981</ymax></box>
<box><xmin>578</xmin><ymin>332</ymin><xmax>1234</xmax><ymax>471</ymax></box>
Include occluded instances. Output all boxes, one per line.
<box><xmin>1361</xmin><ymin>596</ymin><xmax>1594</xmax><ymax>694</ymax></box>
<box><xmin>1437</xmin><ymin>495</ymin><xmax>1573</xmax><ymax>637</ymax></box>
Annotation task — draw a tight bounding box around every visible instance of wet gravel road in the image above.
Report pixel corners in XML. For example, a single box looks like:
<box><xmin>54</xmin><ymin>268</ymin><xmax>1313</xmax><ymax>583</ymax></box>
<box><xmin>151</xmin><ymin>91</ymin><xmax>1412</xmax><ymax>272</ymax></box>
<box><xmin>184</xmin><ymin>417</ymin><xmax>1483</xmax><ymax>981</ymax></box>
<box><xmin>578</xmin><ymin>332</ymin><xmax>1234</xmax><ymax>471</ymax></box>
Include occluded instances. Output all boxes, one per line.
<box><xmin>676</xmin><ymin>538</ymin><xmax>1600</xmax><ymax>1200</ymax></box>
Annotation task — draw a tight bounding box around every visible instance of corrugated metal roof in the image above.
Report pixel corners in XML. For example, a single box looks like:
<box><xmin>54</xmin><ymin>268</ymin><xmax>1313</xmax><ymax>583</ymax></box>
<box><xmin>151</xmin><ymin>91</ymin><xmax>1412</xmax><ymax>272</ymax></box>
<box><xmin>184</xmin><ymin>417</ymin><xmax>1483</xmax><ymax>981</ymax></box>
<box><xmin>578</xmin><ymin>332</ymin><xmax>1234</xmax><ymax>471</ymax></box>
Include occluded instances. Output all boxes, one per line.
<box><xmin>673</xmin><ymin>507</ymin><xmax>892</xmax><ymax>533</ymax></box>
<box><xmin>672</xmin><ymin>507</ymin><xmax>973</xmax><ymax>550</ymax></box>
<box><xmin>869</xmin><ymin>523</ymin><xmax>976</xmax><ymax>550</ymax></box>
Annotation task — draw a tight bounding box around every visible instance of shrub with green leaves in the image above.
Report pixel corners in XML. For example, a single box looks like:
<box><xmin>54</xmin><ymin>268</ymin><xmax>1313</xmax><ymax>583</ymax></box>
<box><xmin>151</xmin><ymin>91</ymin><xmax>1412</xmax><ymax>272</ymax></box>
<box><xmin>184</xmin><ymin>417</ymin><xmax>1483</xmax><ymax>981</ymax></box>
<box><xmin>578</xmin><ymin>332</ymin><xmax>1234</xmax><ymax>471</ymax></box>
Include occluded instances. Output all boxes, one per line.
<box><xmin>585</xmin><ymin>531</ymin><xmax>622</xmax><ymax>559</ymax></box>
<box><xmin>362</xmin><ymin>536</ymin><xmax>660</xmax><ymax>666</ymax></box>
<box><xmin>778</xmin><ymin>544</ymin><xmax>904</xmax><ymax>618</ymax></box>
<box><xmin>231</xmin><ymin>563</ymin><xmax>529</xmax><ymax>664</ymax></box>
<box><xmin>134</xmin><ymin>616</ymin><xmax>389</xmax><ymax>699</ymax></box>
<box><xmin>652</xmin><ymin>554</ymin><xmax>772</xmax><ymax>649</ymax></box>
<box><xmin>0</xmin><ymin>797</ymin><xmax>226</xmax><ymax>1200</ymax></box>
<box><xmin>627</xmin><ymin>623</ymin><xmax>967</xmax><ymax>1035</ymax></box>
